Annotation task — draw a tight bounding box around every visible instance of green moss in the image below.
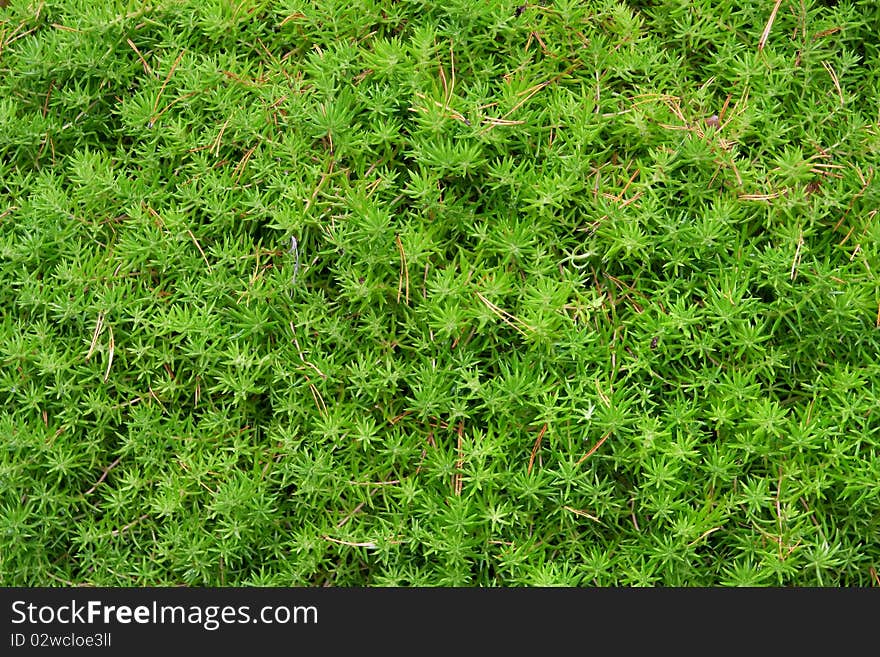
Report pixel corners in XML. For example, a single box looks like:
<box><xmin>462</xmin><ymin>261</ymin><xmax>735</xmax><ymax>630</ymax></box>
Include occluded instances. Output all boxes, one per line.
<box><xmin>1</xmin><ymin>0</ymin><xmax>879</xmax><ymax>586</ymax></box>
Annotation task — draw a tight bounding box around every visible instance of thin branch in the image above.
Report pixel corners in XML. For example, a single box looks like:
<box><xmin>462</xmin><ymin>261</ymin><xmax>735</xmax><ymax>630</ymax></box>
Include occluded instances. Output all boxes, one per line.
<box><xmin>563</xmin><ymin>506</ymin><xmax>601</xmax><ymax>523</ymax></box>
<box><xmin>527</xmin><ymin>423</ymin><xmax>547</xmax><ymax>475</ymax></box>
<box><xmin>84</xmin><ymin>457</ymin><xmax>122</xmax><ymax>496</ymax></box>
<box><xmin>576</xmin><ymin>431</ymin><xmax>612</xmax><ymax>466</ymax></box>
<box><xmin>395</xmin><ymin>234</ymin><xmax>409</xmax><ymax>305</ymax></box>
<box><xmin>758</xmin><ymin>0</ymin><xmax>784</xmax><ymax>52</ymax></box>
<box><xmin>151</xmin><ymin>49</ymin><xmax>185</xmax><ymax>121</ymax></box>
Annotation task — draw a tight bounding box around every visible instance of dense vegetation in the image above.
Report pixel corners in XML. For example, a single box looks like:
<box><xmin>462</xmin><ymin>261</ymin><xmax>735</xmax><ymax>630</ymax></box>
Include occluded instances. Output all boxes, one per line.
<box><xmin>1</xmin><ymin>0</ymin><xmax>879</xmax><ymax>585</ymax></box>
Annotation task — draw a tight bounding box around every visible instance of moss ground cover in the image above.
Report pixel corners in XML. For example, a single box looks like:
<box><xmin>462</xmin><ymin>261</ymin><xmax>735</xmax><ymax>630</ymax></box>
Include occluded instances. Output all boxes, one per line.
<box><xmin>1</xmin><ymin>0</ymin><xmax>879</xmax><ymax>586</ymax></box>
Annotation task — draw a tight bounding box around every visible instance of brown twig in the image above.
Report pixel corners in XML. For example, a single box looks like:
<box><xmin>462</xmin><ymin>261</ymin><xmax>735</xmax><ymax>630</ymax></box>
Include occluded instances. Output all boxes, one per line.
<box><xmin>150</xmin><ymin>49</ymin><xmax>185</xmax><ymax>124</ymax></box>
<box><xmin>323</xmin><ymin>536</ymin><xmax>377</xmax><ymax>548</ymax></box>
<box><xmin>527</xmin><ymin>423</ymin><xmax>547</xmax><ymax>475</ymax></box>
<box><xmin>84</xmin><ymin>457</ymin><xmax>122</xmax><ymax>495</ymax></box>
<box><xmin>395</xmin><ymin>234</ymin><xmax>409</xmax><ymax>305</ymax></box>
<box><xmin>563</xmin><ymin>506</ymin><xmax>601</xmax><ymax>523</ymax></box>
<box><xmin>758</xmin><ymin>0</ymin><xmax>784</xmax><ymax>52</ymax></box>
<box><xmin>110</xmin><ymin>514</ymin><xmax>149</xmax><ymax>538</ymax></box>
<box><xmin>576</xmin><ymin>430</ymin><xmax>612</xmax><ymax>466</ymax></box>
<box><xmin>126</xmin><ymin>38</ymin><xmax>153</xmax><ymax>76</ymax></box>
<box><xmin>475</xmin><ymin>291</ymin><xmax>535</xmax><ymax>336</ymax></box>
<box><xmin>454</xmin><ymin>421</ymin><xmax>464</xmax><ymax>496</ymax></box>
<box><xmin>821</xmin><ymin>60</ymin><xmax>844</xmax><ymax>105</ymax></box>
<box><xmin>103</xmin><ymin>324</ymin><xmax>114</xmax><ymax>382</ymax></box>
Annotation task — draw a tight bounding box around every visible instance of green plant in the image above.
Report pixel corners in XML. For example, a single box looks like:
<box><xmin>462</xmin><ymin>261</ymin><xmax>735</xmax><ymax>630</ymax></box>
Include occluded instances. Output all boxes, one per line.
<box><xmin>1</xmin><ymin>0</ymin><xmax>879</xmax><ymax>586</ymax></box>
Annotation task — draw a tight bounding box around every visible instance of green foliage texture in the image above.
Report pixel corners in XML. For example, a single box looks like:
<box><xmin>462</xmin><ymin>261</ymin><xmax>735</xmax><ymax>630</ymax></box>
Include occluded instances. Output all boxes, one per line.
<box><xmin>1</xmin><ymin>0</ymin><xmax>879</xmax><ymax>585</ymax></box>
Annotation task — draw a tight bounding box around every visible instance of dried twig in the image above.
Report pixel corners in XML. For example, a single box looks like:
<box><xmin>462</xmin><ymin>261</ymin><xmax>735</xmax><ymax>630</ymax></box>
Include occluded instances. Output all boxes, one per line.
<box><xmin>395</xmin><ymin>234</ymin><xmax>409</xmax><ymax>305</ymax></box>
<box><xmin>790</xmin><ymin>232</ymin><xmax>804</xmax><ymax>280</ymax></box>
<box><xmin>84</xmin><ymin>457</ymin><xmax>122</xmax><ymax>496</ymax></box>
<box><xmin>576</xmin><ymin>430</ymin><xmax>612</xmax><ymax>466</ymax></box>
<box><xmin>150</xmin><ymin>49</ymin><xmax>185</xmax><ymax>125</ymax></box>
<box><xmin>527</xmin><ymin>424</ymin><xmax>547</xmax><ymax>475</ymax></box>
<box><xmin>454</xmin><ymin>421</ymin><xmax>464</xmax><ymax>496</ymax></box>
<box><xmin>821</xmin><ymin>60</ymin><xmax>844</xmax><ymax>105</ymax></box>
<box><xmin>323</xmin><ymin>536</ymin><xmax>377</xmax><ymax>548</ymax></box>
<box><xmin>563</xmin><ymin>506</ymin><xmax>601</xmax><ymax>523</ymax></box>
<box><xmin>758</xmin><ymin>0</ymin><xmax>784</xmax><ymax>52</ymax></box>
<box><xmin>103</xmin><ymin>324</ymin><xmax>114</xmax><ymax>382</ymax></box>
<box><xmin>475</xmin><ymin>291</ymin><xmax>535</xmax><ymax>336</ymax></box>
